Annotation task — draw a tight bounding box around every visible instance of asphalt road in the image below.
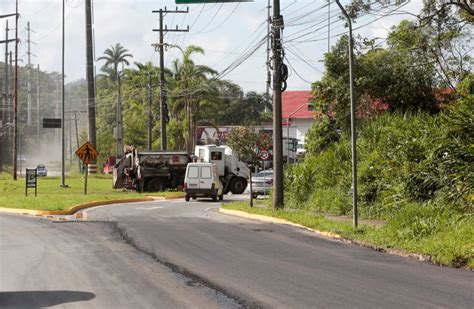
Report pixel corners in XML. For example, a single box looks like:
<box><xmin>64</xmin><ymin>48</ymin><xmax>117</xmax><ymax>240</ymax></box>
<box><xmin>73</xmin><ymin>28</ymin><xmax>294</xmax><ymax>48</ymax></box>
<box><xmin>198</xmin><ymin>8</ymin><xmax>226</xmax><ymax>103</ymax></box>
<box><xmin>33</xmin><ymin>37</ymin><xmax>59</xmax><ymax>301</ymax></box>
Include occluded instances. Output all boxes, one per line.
<box><xmin>0</xmin><ymin>213</ymin><xmax>238</xmax><ymax>308</ymax></box>
<box><xmin>1</xmin><ymin>197</ymin><xmax>473</xmax><ymax>308</ymax></box>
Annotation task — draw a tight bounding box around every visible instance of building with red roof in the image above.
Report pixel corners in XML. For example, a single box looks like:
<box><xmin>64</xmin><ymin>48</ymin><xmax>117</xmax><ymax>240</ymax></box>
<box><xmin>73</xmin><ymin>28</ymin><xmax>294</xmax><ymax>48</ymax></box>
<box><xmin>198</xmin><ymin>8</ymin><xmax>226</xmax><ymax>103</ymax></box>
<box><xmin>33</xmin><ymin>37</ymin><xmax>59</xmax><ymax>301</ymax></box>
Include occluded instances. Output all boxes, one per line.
<box><xmin>282</xmin><ymin>90</ymin><xmax>315</xmax><ymax>143</ymax></box>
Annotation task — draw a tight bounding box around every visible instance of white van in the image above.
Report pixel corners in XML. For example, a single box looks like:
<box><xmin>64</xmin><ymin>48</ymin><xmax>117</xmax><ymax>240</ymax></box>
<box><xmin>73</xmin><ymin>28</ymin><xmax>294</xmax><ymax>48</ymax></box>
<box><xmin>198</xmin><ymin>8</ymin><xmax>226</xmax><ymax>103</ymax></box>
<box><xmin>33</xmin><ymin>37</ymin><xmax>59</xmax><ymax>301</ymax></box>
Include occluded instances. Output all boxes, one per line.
<box><xmin>184</xmin><ymin>163</ymin><xmax>224</xmax><ymax>202</ymax></box>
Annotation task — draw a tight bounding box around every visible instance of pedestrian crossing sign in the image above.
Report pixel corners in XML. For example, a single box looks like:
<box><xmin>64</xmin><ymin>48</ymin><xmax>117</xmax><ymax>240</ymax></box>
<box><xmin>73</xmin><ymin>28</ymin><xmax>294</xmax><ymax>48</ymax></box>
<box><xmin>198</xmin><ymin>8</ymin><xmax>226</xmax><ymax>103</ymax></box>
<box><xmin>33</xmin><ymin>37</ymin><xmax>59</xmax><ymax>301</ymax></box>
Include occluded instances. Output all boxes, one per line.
<box><xmin>75</xmin><ymin>141</ymin><xmax>99</xmax><ymax>165</ymax></box>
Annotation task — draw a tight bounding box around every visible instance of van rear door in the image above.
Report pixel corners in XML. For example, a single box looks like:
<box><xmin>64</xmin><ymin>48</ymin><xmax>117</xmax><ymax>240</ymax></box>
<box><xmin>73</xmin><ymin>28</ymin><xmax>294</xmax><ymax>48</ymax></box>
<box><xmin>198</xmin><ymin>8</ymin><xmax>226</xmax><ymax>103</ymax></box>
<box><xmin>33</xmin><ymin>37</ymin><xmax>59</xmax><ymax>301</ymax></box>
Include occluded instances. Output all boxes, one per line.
<box><xmin>200</xmin><ymin>165</ymin><xmax>214</xmax><ymax>190</ymax></box>
<box><xmin>186</xmin><ymin>165</ymin><xmax>200</xmax><ymax>189</ymax></box>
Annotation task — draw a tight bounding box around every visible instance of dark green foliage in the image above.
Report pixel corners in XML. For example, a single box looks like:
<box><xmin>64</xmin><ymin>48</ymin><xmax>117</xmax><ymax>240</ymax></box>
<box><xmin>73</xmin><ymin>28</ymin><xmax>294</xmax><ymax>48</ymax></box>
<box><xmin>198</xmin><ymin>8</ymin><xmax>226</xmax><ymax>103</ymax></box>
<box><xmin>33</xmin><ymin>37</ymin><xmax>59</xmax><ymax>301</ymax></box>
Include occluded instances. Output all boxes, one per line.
<box><xmin>305</xmin><ymin>115</ymin><xmax>340</xmax><ymax>155</ymax></box>
<box><xmin>408</xmin><ymin>75</ymin><xmax>474</xmax><ymax>209</ymax></box>
<box><xmin>287</xmin><ymin>76</ymin><xmax>473</xmax><ymax>217</ymax></box>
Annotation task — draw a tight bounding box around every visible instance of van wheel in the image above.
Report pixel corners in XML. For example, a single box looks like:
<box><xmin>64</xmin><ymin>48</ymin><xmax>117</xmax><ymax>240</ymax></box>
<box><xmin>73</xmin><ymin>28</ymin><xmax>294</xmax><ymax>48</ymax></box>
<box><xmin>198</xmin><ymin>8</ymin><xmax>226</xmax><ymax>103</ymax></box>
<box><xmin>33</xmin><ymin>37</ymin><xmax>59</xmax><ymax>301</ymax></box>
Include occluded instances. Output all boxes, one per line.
<box><xmin>219</xmin><ymin>194</ymin><xmax>224</xmax><ymax>201</ymax></box>
<box><xmin>147</xmin><ymin>179</ymin><xmax>167</xmax><ymax>192</ymax></box>
<box><xmin>192</xmin><ymin>196</ymin><xmax>197</xmax><ymax>200</ymax></box>
<box><xmin>212</xmin><ymin>194</ymin><xmax>217</xmax><ymax>202</ymax></box>
<box><xmin>185</xmin><ymin>194</ymin><xmax>190</xmax><ymax>202</ymax></box>
<box><xmin>230</xmin><ymin>178</ymin><xmax>247</xmax><ymax>194</ymax></box>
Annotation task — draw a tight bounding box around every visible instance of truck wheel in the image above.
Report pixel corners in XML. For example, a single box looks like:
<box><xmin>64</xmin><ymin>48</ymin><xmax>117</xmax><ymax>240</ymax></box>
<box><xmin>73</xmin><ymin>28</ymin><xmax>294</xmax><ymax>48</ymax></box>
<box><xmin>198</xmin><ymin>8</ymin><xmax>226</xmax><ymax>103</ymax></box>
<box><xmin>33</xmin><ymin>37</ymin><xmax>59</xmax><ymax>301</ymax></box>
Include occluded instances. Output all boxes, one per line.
<box><xmin>147</xmin><ymin>178</ymin><xmax>167</xmax><ymax>192</ymax></box>
<box><xmin>230</xmin><ymin>178</ymin><xmax>247</xmax><ymax>194</ymax></box>
<box><xmin>185</xmin><ymin>194</ymin><xmax>190</xmax><ymax>202</ymax></box>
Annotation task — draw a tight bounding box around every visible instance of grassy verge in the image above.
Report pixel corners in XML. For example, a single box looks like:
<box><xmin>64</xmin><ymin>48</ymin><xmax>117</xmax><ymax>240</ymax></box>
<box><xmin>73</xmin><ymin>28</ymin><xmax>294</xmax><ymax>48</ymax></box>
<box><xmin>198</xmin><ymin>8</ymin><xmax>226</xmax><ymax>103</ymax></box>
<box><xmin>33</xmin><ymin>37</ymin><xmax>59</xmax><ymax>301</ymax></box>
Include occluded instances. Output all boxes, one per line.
<box><xmin>222</xmin><ymin>201</ymin><xmax>474</xmax><ymax>269</ymax></box>
<box><xmin>0</xmin><ymin>172</ymin><xmax>183</xmax><ymax>211</ymax></box>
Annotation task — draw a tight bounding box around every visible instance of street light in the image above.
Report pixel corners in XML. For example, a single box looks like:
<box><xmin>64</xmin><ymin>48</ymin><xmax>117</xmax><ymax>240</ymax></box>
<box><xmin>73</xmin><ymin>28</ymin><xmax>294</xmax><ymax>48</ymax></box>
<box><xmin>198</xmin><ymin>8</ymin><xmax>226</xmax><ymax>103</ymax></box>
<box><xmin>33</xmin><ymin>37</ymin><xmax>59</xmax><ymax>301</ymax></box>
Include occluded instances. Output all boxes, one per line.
<box><xmin>286</xmin><ymin>103</ymin><xmax>310</xmax><ymax>164</ymax></box>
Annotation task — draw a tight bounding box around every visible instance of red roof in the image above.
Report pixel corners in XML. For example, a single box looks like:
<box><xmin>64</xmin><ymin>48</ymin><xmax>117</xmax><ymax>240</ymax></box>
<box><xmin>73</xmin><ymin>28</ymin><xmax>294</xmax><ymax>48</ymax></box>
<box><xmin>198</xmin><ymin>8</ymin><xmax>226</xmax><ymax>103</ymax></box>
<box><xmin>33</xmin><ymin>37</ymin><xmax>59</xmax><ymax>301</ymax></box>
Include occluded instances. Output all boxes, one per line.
<box><xmin>282</xmin><ymin>90</ymin><xmax>314</xmax><ymax>119</ymax></box>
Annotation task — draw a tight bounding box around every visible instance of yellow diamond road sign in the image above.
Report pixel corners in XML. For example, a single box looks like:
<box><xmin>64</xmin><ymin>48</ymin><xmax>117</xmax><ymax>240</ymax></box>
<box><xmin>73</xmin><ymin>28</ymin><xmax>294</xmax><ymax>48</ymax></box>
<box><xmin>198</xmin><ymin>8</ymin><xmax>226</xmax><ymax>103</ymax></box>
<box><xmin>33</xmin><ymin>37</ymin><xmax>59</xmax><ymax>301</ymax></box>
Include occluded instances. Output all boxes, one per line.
<box><xmin>75</xmin><ymin>141</ymin><xmax>99</xmax><ymax>165</ymax></box>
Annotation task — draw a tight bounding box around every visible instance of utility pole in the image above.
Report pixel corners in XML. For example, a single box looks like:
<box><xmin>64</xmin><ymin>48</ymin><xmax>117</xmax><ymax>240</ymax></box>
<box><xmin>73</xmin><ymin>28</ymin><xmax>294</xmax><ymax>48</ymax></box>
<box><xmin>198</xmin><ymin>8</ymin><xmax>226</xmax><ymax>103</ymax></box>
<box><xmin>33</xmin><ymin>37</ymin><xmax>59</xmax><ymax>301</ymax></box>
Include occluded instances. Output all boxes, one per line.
<box><xmin>12</xmin><ymin>0</ymin><xmax>18</xmax><ymax>180</ymax></box>
<box><xmin>1</xmin><ymin>20</ymin><xmax>9</xmax><ymax>173</ymax></box>
<box><xmin>116</xmin><ymin>71</ymin><xmax>123</xmax><ymax>158</ymax></box>
<box><xmin>68</xmin><ymin>110</ymin><xmax>72</xmax><ymax>165</ymax></box>
<box><xmin>26</xmin><ymin>21</ymin><xmax>35</xmax><ymax>125</ymax></box>
<box><xmin>36</xmin><ymin>64</ymin><xmax>40</xmax><ymax>140</ymax></box>
<box><xmin>8</xmin><ymin>51</ymin><xmax>12</xmax><ymax>130</ymax></box>
<box><xmin>147</xmin><ymin>72</ymin><xmax>152</xmax><ymax>151</ymax></box>
<box><xmin>271</xmin><ymin>0</ymin><xmax>285</xmax><ymax>209</ymax></box>
<box><xmin>85</xmin><ymin>0</ymin><xmax>97</xmax><ymax>172</ymax></box>
<box><xmin>335</xmin><ymin>0</ymin><xmax>358</xmax><ymax>229</ymax></box>
<box><xmin>60</xmin><ymin>0</ymin><xmax>67</xmax><ymax>187</ymax></box>
<box><xmin>74</xmin><ymin>110</ymin><xmax>80</xmax><ymax>172</ymax></box>
<box><xmin>265</xmin><ymin>0</ymin><xmax>271</xmax><ymax>101</ymax></box>
<box><xmin>152</xmin><ymin>7</ymin><xmax>189</xmax><ymax>151</ymax></box>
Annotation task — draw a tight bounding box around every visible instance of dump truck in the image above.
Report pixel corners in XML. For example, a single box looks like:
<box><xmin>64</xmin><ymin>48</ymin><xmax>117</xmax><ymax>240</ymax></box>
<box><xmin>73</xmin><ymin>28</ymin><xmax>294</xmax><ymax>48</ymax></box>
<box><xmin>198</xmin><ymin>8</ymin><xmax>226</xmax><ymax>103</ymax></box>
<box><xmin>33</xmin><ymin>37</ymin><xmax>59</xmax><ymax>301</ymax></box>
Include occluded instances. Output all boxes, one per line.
<box><xmin>195</xmin><ymin>145</ymin><xmax>250</xmax><ymax>194</ymax></box>
<box><xmin>113</xmin><ymin>148</ymin><xmax>191</xmax><ymax>192</ymax></box>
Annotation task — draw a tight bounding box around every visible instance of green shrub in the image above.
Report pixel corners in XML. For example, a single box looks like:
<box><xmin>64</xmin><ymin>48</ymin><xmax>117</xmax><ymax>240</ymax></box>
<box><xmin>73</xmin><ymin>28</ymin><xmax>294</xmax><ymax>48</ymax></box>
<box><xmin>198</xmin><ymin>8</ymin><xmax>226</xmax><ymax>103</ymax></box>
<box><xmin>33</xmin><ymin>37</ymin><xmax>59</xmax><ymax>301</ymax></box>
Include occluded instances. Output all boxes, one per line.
<box><xmin>305</xmin><ymin>114</ymin><xmax>340</xmax><ymax>155</ymax></box>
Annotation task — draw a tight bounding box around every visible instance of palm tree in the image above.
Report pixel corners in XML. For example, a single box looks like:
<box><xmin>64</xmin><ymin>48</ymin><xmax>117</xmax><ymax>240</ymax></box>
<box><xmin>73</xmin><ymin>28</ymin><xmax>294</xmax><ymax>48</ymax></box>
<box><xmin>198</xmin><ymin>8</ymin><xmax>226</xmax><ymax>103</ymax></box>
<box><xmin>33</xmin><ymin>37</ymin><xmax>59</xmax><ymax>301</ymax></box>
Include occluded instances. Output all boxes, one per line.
<box><xmin>98</xmin><ymin>43</ymin><xmax>133</xmax><ymax>81</ymax></box>
<box><xmin>168</xmin><ymin>45</ymin><xmax>217</xmax><ymax>153</ymax></box>
<box><xmin>98</xmin><ymin>43</ymin><xmax>133</xmax><ymax>158</ymax></box>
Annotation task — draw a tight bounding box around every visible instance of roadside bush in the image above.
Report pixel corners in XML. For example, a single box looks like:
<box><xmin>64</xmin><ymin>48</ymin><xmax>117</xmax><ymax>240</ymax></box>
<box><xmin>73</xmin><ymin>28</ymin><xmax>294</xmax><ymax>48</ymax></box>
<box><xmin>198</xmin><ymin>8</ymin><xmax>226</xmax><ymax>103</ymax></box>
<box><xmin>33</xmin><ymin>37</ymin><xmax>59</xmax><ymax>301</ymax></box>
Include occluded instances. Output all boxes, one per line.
<box><xmin>305</xmin><ymin>114</ymin><xmax>340</xmax><ymax>155</ymax></box>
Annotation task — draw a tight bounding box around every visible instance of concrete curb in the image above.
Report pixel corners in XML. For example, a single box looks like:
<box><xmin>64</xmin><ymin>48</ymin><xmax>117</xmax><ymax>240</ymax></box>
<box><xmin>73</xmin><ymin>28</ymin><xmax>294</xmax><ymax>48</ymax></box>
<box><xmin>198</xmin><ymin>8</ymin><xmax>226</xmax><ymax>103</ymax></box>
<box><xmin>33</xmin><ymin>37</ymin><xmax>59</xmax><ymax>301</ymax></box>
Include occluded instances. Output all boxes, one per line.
<box><xmin>0</xmin><ymin>195</ymin><xmax>184</xmax><ymax>216</ymax></box>
<box><xmin>219</xmin><ymin>208</ymin><xmax>342</xmax><ymax>239</ymax></box>
<box><xmin>219</xmin><ymin>208</ymin><xmax>432</xmax><ymax>263</ymax></box>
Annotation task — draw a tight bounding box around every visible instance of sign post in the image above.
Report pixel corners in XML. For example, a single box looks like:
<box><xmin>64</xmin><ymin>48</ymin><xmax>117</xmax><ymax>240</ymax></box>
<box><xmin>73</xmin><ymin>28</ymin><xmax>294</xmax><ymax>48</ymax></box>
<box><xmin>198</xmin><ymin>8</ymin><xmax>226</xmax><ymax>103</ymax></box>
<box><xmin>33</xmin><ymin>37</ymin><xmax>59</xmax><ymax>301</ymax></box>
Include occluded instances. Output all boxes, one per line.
<box><xmin>75</xmin><ymin>141</ymin><xmax>99</xmax><ymax>195</ymax></box>
<box><xmin>25</xmin><ymin>168</ymin><xmax>37</xmax><ymax>197</ymax></box>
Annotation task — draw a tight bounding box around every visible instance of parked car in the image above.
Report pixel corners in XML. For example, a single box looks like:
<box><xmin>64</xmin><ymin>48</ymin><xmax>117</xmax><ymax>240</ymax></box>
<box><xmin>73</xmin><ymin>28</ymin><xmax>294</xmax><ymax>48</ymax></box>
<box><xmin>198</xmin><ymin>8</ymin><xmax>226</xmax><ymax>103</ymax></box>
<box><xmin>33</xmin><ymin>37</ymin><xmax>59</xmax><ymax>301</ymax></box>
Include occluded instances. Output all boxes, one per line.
<box><xmin>184</xmin><ymin>163</ymin><xmax>224</xmax><ymax>202</ymax></box>
<box><xmin>251</xmin><ymin>170</ymin><xmax>273</xmax><ymax>198</ymax></box>
<box><xmin>36</xmin><ymin>164</ymin><xmax>48</xmax><ymax>177</ymax></box>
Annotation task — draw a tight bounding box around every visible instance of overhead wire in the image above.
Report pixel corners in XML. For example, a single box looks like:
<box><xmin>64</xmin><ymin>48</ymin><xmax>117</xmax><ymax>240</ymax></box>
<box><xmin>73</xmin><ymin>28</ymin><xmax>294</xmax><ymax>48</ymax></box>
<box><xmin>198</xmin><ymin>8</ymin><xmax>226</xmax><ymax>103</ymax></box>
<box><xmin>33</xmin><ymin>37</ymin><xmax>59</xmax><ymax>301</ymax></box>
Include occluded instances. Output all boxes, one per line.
<box><xmin>192</xmin><ymin>3</ymin><xmax>224</xmax><ymax>34</ymax></box>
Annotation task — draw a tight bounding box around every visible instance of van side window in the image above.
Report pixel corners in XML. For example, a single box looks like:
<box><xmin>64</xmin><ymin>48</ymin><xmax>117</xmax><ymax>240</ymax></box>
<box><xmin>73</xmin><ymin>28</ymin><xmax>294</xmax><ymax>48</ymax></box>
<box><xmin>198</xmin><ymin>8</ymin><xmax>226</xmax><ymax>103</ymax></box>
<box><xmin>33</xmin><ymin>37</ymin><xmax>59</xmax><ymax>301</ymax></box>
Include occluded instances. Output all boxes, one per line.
<box><xmin>188</xmin><ymin>166</ymin><xmax>199</xmax><ymax>179</ymax></box>
<box><xmin>210</xmin><ymin>151</ymin><xmax>222</xmax><ymax>160</ymax></box>
<box><xmin>201</xmin><ymin>166</ymin><xmax>212</xmax><ymax>179</ymax></box>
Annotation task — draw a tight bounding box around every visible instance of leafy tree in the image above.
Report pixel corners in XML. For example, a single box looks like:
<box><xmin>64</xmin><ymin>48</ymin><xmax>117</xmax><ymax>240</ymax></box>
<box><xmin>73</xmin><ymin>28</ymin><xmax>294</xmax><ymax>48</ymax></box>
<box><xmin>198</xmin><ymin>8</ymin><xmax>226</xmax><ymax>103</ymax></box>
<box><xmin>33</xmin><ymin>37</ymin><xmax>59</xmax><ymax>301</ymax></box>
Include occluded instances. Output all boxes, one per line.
<box><xmin>305</xmin><ymin>114</ymin><xmax>340</xmax><ymax>155</ymax></box>
<box><xmin>226</xmin><ymin>126</ymin><xmax>260</xmax><ymax>207</ymax></box>
<box><xmin>312</xmin><ymin>1</ymin><xmax>472</xmax><ymax>131</ymax></box>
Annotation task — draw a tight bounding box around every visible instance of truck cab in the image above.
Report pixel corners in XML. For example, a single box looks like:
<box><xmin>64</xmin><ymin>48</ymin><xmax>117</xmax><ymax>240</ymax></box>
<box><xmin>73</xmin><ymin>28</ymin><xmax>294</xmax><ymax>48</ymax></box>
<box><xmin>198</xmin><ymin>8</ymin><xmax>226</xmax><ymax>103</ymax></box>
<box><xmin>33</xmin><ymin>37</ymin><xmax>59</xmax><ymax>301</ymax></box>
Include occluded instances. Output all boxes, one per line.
<box><xmin>194</xmin><ymin>145</ymin><xmax>249</xmax><ymax>194</ymax></box>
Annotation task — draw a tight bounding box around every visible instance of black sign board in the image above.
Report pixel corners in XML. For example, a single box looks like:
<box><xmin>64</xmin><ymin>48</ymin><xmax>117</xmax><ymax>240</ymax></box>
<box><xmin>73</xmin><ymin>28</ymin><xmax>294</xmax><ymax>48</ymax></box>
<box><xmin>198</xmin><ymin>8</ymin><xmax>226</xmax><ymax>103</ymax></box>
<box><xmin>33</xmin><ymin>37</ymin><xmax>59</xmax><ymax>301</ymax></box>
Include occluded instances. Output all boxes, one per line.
<box><xmin>26</xmin><ymin>168</ymin><xmax>37</xmax><ymax>197</ymax></box>
<box><xmin>43</xmin><ymin>118</ymin><xmax>62</xmax><ymax>128</ymax></box>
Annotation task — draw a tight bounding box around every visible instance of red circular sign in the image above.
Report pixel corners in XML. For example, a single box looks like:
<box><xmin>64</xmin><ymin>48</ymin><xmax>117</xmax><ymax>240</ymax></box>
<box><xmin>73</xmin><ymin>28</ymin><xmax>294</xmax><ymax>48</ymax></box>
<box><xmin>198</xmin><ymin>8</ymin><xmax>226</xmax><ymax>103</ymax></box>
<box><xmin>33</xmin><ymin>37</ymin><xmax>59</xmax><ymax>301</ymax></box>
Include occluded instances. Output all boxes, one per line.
<box><xmin>258</xmin><ymin>150</ymin><xmax>270</xmax><ymax>161</ymax></box>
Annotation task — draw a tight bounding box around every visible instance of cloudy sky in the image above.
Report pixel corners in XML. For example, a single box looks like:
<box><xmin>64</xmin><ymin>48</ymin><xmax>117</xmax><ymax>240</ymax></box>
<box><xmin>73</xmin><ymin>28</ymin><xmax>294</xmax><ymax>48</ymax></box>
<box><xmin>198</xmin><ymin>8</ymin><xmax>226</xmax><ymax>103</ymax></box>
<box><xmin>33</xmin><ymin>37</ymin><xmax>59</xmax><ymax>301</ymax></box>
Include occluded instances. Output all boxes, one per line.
<box><xmin>2</xmin><ymin>0</ymin><xmax>423</xmax><ymax>93</ymax></box>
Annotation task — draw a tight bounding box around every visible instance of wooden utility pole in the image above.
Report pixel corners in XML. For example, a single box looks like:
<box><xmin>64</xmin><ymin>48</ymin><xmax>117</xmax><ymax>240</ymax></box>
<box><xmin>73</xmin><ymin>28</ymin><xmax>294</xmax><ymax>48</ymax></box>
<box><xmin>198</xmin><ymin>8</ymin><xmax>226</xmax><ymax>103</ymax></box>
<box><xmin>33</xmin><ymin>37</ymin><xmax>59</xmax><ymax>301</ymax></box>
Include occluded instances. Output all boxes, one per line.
<box><xmin>85</xmin><ymin>0</ymin><xmax>97</xmax><ymax>171</ymax></box>
<box><xmin>152</xmin><ymin>7</ymin><xmax>189</xmax><ymax>151</ymax></box>
<box><xmin>272</xmin><ymin>0</ymin><xmax>284</xmax><ymax>209</ymax></box>
<box><xmin>147</xmin><ymin>72</ymin><xmax>152</xmax><ymax>151</ymax></box>
<box><xmin>116</xmin><ymin>71</ymin><xmax>123</xmax><ymax>158</ymax></box>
